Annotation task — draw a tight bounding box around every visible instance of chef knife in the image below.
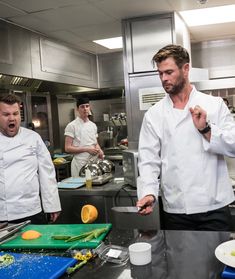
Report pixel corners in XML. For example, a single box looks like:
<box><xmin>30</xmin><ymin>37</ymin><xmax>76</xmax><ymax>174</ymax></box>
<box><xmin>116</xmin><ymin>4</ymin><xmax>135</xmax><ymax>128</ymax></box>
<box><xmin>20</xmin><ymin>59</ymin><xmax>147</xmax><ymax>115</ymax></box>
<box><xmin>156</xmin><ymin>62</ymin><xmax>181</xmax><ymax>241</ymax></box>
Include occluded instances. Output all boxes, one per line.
<box><xmin>111</xmin><ymin>206</ymin><xmax>141</xmax><ymax>213</ymax></box>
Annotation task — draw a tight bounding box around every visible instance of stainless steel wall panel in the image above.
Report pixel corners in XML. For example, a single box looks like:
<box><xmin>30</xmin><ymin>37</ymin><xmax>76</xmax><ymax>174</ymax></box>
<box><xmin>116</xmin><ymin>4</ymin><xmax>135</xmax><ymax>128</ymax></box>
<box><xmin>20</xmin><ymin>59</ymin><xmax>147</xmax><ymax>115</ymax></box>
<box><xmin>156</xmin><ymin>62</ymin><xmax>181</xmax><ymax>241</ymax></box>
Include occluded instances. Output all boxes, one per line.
<box><xmin>127</xmin><ymin>73</ymin><xmax>162</xmax><ymax>144</ymax></box>
<box><xmin>40</xmin><ymin>38</ymin><xmax>96</xmax><ymax>81</ymax></box>
<box><xmin>191</xmin><ymin>39</ymin><xmax>235</xmax><ymax>79</ymax></box>
<box><xmin>31</xmin><ymin>36</ymin><xmax>98</xmax><ymax>88</ymax></box>
<box><xmin>56</xmin><ymin>96</ymin><xmax>76</xmax><ymax>152</ymax></box>
<box><xmin>0</xmin><ymin>23</ymin><xmax>12</xmax><ymax>65</ymax></box>
<box><xmin>98</xmin><ymin>52</ymin><xmax>124</xmax><ymax>88</ymax></box>
<box><xmin>0</xmin><ymin>21</ymin><xmax>32</xmax><ymax>78</ymax></box>
<box><xmin>123</xmin><ymin>13</ymin><xmax>174</xmax><ymax>74</ymax></box>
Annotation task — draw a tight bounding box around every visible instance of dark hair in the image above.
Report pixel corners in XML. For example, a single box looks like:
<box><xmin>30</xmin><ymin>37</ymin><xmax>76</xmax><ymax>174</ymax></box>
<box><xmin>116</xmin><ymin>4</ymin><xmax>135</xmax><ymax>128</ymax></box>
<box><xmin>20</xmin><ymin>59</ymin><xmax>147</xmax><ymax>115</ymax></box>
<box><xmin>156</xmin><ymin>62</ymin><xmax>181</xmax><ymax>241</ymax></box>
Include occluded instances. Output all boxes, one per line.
<box><xmin>76</xmin><ymin>97</ymin><xmax>89</xmax><ymax>107</ymax></box>
<box><xmin>222</xmin><ymin>98</ymin><xmax>229</xmax><ymax>107</ymax></box>
<box><xmin>0</xmin><ymin>93</ymin><xmax>22</xmax><ymax>105</ymax></box>
<box><xmin>152</xmin><ymin>44</ymin><xmax>190</xmax><ymax>69</ymax></box>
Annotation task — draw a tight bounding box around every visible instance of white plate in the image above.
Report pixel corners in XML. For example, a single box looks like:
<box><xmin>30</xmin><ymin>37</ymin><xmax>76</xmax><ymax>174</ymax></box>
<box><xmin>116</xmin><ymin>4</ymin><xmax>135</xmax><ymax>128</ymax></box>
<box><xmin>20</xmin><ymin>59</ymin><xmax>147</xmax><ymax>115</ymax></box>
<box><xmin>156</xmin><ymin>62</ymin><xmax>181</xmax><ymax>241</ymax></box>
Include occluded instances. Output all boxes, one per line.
<box><xmin>215</xmin><ymin>239</ymin><xmax>235</xmax><ymax>267</ymax></box>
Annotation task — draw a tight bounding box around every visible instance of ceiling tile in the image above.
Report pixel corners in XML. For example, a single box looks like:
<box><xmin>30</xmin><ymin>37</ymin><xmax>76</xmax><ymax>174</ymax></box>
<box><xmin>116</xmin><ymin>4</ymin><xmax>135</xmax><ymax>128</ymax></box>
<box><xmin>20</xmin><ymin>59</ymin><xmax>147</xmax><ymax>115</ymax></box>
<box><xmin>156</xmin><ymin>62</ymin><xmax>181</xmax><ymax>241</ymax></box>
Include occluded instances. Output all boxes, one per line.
<box><xmin>0</xmin><ymin>2</ymin><xmax>26</xmax><ymax>17</ymax></box>
<box><xmin>48</xmin><ymin>30</ymin><xmax>85</xmax><ymax>44</ymax></box>
<box><xmin>18</xmin><ymin>2</ymin><xmax>115</xmax><ymax>30</ymax></box>
<box><xmin>71</xmin><ymin>21</ymin><xmax>121</xmax><ymax>40</ymax></box>
<box><xmin>0</xmin><ymin>0</ymin><xmax>88</xmax><ymax>13</ymax></box>
<box><xmin>88</xmin><ymin>0</ymin><xmax>172</xmax><ymax>19</ymax></box>
<box><xmin>75</xmin><ymin>40</ymin><xmax>116</xmax><ymax>54</ymax></box>
<box><xmin>7</xmin><ymin>14</ymin><xmax>59</xmax><ymax>33</ymax></box>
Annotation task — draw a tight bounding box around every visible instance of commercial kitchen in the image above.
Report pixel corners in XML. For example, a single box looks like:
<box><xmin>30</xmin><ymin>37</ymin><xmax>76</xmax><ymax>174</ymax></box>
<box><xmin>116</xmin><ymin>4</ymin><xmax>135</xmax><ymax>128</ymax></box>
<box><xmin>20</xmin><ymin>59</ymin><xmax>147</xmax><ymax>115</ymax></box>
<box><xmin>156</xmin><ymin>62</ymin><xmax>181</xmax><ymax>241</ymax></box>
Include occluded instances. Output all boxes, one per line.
<box><xmin>1</xmin><ymin>0</ymin><xmax>235</xmax><ymax>278</ymax></box>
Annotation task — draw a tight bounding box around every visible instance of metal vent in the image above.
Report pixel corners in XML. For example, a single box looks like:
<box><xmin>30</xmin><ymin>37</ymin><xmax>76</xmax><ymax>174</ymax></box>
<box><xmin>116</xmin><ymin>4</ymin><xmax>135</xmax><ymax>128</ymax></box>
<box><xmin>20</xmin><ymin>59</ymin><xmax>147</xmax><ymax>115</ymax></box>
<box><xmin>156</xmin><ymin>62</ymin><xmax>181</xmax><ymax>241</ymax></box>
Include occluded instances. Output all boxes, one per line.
<box><xmin>139</xmin><ymin>87</ymin><xmax>165</xmax><ymax>110</ymax></box>
<box><xmin>0</xmin><ymin>74</ymin><xmax>42</xmax><ymax>92</ymax></box>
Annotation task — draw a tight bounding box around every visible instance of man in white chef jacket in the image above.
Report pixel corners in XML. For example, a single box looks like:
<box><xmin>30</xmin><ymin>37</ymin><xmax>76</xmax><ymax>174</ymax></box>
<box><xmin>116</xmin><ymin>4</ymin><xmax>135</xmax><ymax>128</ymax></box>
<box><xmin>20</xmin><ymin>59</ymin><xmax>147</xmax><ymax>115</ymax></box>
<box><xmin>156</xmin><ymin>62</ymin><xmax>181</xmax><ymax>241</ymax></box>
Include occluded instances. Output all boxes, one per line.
<box><xmin>0</xmin><ymin>93</ymin><xmax>61</xmax><ymax>224</ymax></box>
<box><xmin>137</xmin><ymin>44</ymin><xmax>235</xmax><ymax>231</ymax></box>
<box><xmin>64</xmin><ymin>97</ymin><xmax>104</xmax><ymax>177</ymax></box>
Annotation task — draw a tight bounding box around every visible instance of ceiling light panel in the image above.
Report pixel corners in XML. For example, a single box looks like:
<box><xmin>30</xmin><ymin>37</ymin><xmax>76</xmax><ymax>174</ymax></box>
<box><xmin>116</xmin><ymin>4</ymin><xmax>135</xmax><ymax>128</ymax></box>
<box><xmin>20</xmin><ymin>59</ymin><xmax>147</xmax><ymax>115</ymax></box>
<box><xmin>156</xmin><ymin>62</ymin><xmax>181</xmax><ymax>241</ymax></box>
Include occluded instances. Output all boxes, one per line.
<box><xmin>180</xmin><ymin>5</ymin><xmax>235</xmax><ymax>27</ymax></box>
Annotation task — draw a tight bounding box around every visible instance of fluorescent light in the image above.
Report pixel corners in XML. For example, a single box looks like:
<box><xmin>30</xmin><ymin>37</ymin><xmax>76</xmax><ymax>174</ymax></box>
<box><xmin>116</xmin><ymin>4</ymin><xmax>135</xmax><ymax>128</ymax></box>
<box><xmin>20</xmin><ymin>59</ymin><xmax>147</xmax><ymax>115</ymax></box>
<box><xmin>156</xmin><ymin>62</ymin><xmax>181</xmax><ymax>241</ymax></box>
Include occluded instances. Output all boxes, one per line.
<box><xmin>179</xmin><ymin>4</ymin><xmax>235</xmax><ymax>27</ymax></box>
<box><xmin>93</xmin><ymin>36</ymin><xmax>122</xmax><ymax>49</ymax></box>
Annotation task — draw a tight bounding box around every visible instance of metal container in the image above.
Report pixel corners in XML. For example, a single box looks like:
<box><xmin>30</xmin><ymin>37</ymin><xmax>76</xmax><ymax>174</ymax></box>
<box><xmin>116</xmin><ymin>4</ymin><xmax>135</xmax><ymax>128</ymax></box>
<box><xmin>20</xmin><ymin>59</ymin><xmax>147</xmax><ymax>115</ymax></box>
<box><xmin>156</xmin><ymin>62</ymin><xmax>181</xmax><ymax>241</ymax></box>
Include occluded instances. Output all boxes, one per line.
<box><xmin>97</xmin><ymin>159</ymin><xmax>115</xmax><ymax>173</ymax></box>
<box><xmin>79</xmin><ymin>163</ymin><xmax>103</xmax><ymax>178</ymax></box>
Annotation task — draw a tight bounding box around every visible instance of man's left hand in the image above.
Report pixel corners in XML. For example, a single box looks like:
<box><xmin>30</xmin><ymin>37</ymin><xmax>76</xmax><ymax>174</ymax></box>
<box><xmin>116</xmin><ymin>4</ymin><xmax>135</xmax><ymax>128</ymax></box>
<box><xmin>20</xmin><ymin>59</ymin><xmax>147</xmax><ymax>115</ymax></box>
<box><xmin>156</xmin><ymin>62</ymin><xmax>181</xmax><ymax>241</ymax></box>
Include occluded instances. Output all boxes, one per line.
<box><xmin>189</xmin><ymin>105</ymin><xmax>207</xmax><ymax>130</ymax></box>
<box><xmin>49</xmin><ymin>212</ymin><xmax>61</xmax><ymax>223</ymax></box>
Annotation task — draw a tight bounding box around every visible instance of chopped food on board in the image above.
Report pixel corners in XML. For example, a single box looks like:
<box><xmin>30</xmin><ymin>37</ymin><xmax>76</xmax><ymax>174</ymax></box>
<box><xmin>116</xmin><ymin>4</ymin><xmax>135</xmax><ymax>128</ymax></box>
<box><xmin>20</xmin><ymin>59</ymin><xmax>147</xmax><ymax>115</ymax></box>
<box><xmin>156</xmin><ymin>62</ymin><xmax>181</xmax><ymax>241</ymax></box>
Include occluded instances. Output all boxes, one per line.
<box><xmin>0</xmin><ymin>254</ymin><xmax>14</xmax><ymax>267</ymax></box>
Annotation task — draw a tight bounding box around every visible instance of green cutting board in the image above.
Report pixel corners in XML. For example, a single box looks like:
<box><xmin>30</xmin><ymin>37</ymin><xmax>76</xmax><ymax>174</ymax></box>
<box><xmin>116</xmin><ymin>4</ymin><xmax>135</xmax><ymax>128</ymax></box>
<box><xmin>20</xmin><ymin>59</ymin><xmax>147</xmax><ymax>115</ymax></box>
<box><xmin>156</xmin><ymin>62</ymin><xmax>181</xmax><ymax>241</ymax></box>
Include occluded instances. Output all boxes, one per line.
<box><xmin>0</xmin><ymin>223</ymin><xmax>112</xmax><ymax>250</ymax></box>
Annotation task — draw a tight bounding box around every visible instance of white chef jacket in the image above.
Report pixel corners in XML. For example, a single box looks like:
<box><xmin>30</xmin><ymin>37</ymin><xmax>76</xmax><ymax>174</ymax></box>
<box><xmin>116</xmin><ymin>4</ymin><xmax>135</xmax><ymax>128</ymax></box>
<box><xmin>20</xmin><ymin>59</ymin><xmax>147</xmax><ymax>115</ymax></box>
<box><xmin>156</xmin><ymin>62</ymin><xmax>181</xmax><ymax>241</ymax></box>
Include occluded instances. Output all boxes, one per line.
<box><xmin>138</xmin><ymin>87</ymin><xmax>235</xmax><ymax>214</ymax></box>
<box><xmin>64</xmin><ymin>117</ymin><xmax>98</xmax><ymax>177</ymax></box>
<box><xmin>0</xmin><ymin>127</ymin><xmax>61</xmax><ymax>221</ymax></box>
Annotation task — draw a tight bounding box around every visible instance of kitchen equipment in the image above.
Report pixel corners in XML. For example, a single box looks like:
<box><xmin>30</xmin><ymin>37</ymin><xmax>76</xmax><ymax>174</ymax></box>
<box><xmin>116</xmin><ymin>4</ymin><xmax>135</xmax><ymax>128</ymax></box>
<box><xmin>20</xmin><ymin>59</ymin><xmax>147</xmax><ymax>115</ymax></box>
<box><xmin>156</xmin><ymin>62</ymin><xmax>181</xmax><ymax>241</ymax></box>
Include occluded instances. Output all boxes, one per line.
<box><xmin>128</xmin><ymin>242</ymin><xmax>152</xmax><ymax>266</ymax></box>
<box><xmin>79</xmin><ymin>163</ymin><xmax>103</xmax><ymax>178</ymax></box>
<box><xmin>92</xmin><ymin>173</ymin><xmax>113</xmax><ymax>186</ymax></box>
<box><xmin>97</xmin><ymin>159</ymin><xmax>115</xmax><ymax>173</ymax></box>
<box><xmin>0</xmin><ymin>252</ymin><xmax>77</xmax><ymax>279</ymax></box>
<box><xmin>111</xmin><ymin>207</ymin><xmax>159</xmax><ymax>230</ymax></box>
<box><xmin>0</xmin><ymin>223</ymin><xmax>112</xmax><ymax>250</ymax></box>
<box><xmin>0</xmin><ymin>220</ymin><xmax>31</xmax><ymax>244</ymax></box>
<box><xmin>96</xmin><ymin>242</ymin><xmax>129</xmax><ymax>265</ymax></box>
<box><xmin>111</xmin><ymin>206</ymin><xmax>140</xmax><ymax>213</ymax></box>
<box><xmin>122</xmin><ymin>149</ymin><xmax>139</xmax><ymax>188</ymax></box>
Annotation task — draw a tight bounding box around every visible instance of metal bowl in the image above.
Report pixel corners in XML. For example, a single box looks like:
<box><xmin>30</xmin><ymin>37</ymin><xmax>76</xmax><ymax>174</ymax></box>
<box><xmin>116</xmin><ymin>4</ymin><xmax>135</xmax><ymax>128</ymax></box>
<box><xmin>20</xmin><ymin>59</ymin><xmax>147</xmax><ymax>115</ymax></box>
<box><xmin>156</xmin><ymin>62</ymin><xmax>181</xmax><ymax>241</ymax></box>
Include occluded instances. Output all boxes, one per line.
<box><xmin>98</xmin><ymin>159</ymin><xmax>115</xmax><ymax>173</ymax></box>
<box><xmin>79</xmin><ymin>163</ymin><xmax>103</xmax><ymax>178</ymax></box>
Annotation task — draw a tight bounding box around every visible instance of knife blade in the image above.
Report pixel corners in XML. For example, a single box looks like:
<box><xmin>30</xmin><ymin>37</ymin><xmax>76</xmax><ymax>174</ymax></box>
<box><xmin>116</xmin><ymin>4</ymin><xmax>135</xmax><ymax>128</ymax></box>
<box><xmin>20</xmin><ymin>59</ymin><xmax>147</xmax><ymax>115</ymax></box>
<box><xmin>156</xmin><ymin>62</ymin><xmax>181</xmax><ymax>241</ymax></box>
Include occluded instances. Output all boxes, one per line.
<box><xmin>111</xmin><ymin>206</ymin><xmax>140</xmax><ymax>213</ymax></box>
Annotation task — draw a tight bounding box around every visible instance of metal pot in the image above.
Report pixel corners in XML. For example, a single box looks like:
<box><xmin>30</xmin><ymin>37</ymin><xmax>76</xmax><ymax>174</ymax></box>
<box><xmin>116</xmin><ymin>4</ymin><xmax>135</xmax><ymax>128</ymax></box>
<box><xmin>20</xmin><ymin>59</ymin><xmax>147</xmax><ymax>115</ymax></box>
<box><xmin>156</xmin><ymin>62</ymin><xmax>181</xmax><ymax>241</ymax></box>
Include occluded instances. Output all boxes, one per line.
<box><xmin>97</xmin><ymin>159</ymin><xmax>115</xmax><ymax>173</ymax></box>
<box><xmin>79</xmin><ymin>163</ymin><xmax>103</xmax><ymax>178</ymax></box>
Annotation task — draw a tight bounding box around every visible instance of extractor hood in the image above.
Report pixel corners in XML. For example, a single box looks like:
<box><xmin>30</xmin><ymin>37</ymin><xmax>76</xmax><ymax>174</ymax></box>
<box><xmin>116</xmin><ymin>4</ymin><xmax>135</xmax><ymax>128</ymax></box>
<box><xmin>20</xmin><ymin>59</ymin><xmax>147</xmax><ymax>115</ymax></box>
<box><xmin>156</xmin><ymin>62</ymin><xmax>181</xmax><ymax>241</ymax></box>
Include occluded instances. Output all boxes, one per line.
<box><xmin>0</xmin><ymin>74</ymin><xmax>124</xmax><ymax>99</ymax></box>
<box><xmin>0</xmin><ymin>74</ymin><xmax>42</xmax><ymax>93</ymax></box>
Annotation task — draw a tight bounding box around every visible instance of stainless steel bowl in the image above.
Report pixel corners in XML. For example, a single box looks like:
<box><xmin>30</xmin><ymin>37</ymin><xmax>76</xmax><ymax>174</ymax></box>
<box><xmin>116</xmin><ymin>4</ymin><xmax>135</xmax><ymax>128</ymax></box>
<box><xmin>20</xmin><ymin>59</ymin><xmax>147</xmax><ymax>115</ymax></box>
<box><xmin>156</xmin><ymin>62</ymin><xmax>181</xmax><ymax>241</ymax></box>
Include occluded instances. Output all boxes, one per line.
<box><xmin>79</xmin><ymin>163</ymin><xmax>103</xmax><ymax>178</ymax></box>
<box><xmin>98</xmin><ymin>159</ymin><xmax>115</xmax><ymax>173</ymax></box>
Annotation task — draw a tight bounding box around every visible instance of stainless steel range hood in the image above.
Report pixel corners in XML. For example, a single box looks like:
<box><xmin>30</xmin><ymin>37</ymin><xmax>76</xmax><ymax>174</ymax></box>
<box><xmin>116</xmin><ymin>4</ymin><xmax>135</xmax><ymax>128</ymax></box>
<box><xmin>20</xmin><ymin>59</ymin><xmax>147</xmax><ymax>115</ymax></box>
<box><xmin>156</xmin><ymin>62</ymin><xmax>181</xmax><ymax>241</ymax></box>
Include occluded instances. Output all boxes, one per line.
<box><xmin>0</xmin><ymin>74</ymin><xmax>42</xmax><ymax>93</ymax></box>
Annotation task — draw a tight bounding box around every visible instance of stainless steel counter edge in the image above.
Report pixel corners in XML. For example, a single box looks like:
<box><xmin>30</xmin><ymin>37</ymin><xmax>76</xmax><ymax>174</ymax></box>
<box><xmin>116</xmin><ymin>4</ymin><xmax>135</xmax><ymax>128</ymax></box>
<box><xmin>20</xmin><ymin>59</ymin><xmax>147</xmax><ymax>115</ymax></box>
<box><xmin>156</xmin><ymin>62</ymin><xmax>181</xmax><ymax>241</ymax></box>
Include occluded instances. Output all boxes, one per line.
<box><xmin>58</xmin><ymin>180</ymin><xmax>137</xmax><ymax>196</ymax></box>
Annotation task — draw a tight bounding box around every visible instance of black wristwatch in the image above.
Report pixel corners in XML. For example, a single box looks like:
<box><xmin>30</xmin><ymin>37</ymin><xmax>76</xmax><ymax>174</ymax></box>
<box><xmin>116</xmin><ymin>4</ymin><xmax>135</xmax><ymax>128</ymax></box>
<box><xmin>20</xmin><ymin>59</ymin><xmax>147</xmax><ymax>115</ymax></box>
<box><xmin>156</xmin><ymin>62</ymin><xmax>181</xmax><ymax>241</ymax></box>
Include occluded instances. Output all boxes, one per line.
<box><xmin>198</xmin><ymin>122</ymin><xmax>211</xmax><ymax>134</ymax></box>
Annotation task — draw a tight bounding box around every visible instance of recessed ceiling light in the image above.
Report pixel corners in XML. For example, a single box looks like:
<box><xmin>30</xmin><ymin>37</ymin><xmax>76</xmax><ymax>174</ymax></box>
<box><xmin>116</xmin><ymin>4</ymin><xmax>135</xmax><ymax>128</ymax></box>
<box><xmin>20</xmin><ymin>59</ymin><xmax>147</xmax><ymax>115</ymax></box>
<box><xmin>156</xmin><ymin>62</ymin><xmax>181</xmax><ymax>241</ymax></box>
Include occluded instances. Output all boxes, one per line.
<box><xmin>179</xmin><ymin>4</ymin><xmax>235</xmax><ymax>27</ymax></box>
<box><xmin>93</xmin><ymin>36</ymin><xmax>122</xmax><ymax>49</ymax></box>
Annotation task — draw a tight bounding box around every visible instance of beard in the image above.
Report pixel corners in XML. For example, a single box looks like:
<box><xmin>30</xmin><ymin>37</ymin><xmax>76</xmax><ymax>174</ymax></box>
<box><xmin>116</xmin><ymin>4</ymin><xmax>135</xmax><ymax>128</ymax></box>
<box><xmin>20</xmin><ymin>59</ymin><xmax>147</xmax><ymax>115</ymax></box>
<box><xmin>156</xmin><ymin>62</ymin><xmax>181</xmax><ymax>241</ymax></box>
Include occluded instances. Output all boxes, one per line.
<box><xmin>163</xmin><ymin>74</ymin><xmax>186</xmax><ymax>96</ymax></box>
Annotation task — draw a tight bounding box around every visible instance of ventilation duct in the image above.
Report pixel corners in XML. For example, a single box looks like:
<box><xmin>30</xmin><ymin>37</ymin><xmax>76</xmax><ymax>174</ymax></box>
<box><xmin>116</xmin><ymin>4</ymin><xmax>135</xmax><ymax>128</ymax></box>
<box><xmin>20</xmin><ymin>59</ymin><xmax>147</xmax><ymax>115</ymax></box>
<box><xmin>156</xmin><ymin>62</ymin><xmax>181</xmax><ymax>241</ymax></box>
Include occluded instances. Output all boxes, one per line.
<box><xmin>0</xmin><ymin>74</ymin><xmax>42</xmax><ymax>93</ymax></box>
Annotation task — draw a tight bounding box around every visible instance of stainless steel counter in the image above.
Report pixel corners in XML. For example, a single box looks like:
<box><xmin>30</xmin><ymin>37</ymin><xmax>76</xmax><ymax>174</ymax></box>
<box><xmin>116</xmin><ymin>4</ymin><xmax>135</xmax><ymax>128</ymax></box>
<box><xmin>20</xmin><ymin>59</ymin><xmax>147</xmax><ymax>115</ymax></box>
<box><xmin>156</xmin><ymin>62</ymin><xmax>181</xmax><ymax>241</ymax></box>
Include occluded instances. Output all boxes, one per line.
<box><xmin>62</xmin><ymin>228</ymin><xmax>231</xmax><ymax>279</ymax></box>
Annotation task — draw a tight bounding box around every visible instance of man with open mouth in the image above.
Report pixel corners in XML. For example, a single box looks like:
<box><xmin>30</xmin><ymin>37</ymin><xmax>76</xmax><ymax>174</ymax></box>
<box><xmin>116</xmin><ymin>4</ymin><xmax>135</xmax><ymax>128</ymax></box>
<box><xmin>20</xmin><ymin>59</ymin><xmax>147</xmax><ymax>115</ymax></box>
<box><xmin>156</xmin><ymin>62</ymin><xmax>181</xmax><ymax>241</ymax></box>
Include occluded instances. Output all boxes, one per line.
<box><xmin>0</xmin><ymin>93</ymin><xmax>61</xmax><ymax>224</ymax></box>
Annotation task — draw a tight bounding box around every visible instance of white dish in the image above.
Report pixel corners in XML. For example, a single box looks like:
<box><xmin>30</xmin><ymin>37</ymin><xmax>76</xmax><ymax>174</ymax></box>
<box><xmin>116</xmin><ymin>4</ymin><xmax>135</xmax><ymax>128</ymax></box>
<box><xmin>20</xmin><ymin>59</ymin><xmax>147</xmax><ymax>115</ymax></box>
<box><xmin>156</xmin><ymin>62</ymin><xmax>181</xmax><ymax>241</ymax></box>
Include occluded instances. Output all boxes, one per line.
<box><xmin>128</xmin><ymin>242</ymin><xmax>152</xmax><ymax>266</ymax></box>
<box><xmin>215</xmin><ymin>239</ymin><xmax>235</xmax><ymax>267</ymax></box>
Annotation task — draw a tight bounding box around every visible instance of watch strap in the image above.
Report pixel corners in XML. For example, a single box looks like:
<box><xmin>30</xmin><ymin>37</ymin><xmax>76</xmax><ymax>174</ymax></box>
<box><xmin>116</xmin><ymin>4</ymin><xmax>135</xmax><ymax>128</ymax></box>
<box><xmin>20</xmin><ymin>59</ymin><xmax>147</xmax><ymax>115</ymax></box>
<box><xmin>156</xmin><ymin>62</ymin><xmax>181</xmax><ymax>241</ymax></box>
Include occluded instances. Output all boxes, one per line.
<box><xmin>198</xmin><ymin>122</ymin><xmax>211</xmax><ymax>134</ymax></box>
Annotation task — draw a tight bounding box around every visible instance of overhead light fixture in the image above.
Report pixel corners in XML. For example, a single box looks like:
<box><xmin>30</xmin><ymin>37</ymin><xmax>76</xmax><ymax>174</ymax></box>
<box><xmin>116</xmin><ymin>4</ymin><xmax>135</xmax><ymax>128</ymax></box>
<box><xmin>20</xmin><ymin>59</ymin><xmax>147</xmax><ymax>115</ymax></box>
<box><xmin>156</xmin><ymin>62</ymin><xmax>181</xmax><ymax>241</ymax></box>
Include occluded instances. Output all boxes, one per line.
<box><xmin>93</xmin><ymin>36</ymin><xmax>122</xmax><ymax>49</ymax></box>
<box><xmin>179</xmin><ymin>4</ymin><xmax>235</xmax><ymax>26</ymax></box>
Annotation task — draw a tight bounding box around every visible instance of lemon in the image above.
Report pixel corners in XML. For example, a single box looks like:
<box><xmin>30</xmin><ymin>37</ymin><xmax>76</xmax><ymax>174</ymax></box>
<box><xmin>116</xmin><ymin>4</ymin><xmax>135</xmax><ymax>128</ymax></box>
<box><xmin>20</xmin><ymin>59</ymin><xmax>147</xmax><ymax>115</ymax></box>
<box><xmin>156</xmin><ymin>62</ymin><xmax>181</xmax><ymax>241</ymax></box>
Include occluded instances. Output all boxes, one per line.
<box><xmin>21</xmin><ymin>230</ymin><xmax>42</xmax><ymax>240</ymax></box>
<box><xmin>53</xmin><ymin>158</ymin><xmax>66</xmax><ymax>165</ymax></box>
<box><xmin>81</xmin><ymin>204</ymin><xmax>98</xmax><ymax>224</ymax></box>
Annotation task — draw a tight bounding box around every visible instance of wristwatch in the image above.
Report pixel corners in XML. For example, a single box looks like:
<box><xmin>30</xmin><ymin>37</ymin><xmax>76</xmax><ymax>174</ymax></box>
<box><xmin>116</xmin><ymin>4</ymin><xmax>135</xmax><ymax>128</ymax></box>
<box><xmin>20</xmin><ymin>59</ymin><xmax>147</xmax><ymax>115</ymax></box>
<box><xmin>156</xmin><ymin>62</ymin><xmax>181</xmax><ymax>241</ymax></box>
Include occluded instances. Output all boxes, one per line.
<box><xmin>198</xmin><ymin>122</ymin><xmax>211</xmax><ymax>134</ymax></box>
